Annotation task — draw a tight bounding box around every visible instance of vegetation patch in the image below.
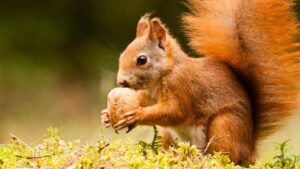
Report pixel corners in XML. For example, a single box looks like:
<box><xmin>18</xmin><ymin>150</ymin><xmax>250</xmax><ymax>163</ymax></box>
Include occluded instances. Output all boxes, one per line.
<box><xmin>0</xmin><ymin>127</ymin><xmax>299</xmax><ymax>169</ymax></box>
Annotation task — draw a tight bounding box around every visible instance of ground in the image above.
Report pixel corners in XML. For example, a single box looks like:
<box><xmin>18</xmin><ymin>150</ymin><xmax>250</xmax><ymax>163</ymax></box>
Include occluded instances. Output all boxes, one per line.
<box><xmin>0</xmin><ymin>127</ymin><xmax>299</xmax><ymax>169</ymax></box>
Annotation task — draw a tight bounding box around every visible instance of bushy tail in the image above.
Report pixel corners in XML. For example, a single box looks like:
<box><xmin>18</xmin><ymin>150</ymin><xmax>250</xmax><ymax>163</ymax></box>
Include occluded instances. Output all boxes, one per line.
<box><xmin>183</xmin><ymin>0</ymin><xmax>300</xmax><ymax>143</ymax></box>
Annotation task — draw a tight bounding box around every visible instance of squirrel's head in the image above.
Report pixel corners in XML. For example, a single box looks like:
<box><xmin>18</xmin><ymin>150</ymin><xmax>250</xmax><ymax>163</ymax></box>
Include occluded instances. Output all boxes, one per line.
<box><xmin>117</xmin><ymin>14</ymin><xmax>174</xmax><ymax>90</ymax></box>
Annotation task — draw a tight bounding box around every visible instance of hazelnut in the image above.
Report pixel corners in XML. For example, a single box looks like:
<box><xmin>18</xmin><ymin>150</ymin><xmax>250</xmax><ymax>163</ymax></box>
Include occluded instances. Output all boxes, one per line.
<box><xmin>107</xmin><ymin>87</ymin><xmax>139</xmax><ymax>132</ymax></box>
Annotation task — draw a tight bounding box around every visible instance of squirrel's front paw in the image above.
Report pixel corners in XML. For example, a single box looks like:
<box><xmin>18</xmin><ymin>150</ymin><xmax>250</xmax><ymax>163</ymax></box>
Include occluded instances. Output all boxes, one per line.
<box><xmin>113</xmin><ymin>110</ymin><xmax>141</xmax><ymax>132</ymax></box>
<box><xmin>101</xmin><ymin>108</ymin><xmax>111</xmax><ymax>128</ymax></box>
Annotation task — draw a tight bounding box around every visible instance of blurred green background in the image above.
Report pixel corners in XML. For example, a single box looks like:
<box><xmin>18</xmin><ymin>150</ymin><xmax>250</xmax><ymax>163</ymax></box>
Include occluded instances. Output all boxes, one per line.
<box><xmin>0</xmin><ymin>0</ymin><xmax>299</xmax><ymax>162</ymax></box>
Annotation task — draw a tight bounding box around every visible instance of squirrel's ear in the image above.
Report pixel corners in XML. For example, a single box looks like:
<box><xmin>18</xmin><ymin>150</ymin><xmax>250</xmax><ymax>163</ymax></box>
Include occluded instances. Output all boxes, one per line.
<box><xmin>136</xmin><ymin>15</ymin><xmax>150</xmax><ymax>38</ymax></box>
<box><xmin>149</xmin><ymin>18</ymin><xmax>167</xmax><ymax>50</ymax></box>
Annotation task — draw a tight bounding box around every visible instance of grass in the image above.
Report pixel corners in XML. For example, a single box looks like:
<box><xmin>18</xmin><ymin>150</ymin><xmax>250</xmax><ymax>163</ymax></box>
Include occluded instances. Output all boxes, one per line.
<box><xmin>0</xmin><ymin>127</ymin><xmax>299</xmax><ymax>169</ymax></box>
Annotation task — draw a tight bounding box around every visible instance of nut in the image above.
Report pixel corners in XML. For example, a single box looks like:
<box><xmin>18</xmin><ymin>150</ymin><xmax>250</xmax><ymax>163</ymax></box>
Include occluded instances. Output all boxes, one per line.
<box><xmin>107</xmin><ymin>87</ymin><xmax>139</xmax><ymax>132</ymax></box>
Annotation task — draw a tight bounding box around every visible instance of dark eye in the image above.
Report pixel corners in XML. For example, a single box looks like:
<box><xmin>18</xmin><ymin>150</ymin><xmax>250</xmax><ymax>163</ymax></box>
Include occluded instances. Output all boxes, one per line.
<box><xmin>137</xmin><ymin>55</ymin><xmax>148</xmax><ymax>65</ymax></box>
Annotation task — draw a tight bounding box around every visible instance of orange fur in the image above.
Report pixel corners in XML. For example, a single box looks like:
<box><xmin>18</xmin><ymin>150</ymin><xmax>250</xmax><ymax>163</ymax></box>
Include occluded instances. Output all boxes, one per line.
<box><xmin>102</xmin><ymin>0</ymin><xmax>300</xmax><ymax>165</ymax></box>
<box><xmin>183</xmin><ymin>0</ymin><xmax>300</xmax><ymax>143</ymax></box>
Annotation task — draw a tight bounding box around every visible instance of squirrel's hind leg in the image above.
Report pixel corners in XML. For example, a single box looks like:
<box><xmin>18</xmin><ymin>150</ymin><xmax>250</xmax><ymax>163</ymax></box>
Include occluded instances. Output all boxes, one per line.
<box><xmin>159</xmin><ymin>127</ymin><xmax>174</xmax><ymax>149</ymax></box>
<box><xmin>206</xmin><ymin>111</ymin><xmax>255</xmax><ymax>166</ymax></box>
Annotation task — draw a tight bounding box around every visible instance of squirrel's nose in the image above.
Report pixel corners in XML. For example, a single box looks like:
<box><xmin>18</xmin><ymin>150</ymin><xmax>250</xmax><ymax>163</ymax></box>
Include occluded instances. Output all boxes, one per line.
<box><xmin>118</xmin><ymin>80</ymin><xmax>129</xmax><ymax>87</ymax></box>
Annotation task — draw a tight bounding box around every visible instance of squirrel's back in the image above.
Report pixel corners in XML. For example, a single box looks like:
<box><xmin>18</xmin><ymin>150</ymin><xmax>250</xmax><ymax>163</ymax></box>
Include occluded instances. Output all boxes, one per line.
<box><xmin>183</xmin><ymin>0</ymin><xmax>300</xmax><ymax>143</ymax></box>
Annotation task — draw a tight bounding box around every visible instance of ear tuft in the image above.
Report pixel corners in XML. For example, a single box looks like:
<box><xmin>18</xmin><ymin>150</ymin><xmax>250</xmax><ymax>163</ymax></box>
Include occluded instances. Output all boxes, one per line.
<box><xmin>136</xmin><ymin>14</ymin><xmax>151</xmax><ymax>37</ymax></box>
<box><xmin>150</xmin><ymin>18</ymin><xmax>167</xmax><ymax>49</ymax></box>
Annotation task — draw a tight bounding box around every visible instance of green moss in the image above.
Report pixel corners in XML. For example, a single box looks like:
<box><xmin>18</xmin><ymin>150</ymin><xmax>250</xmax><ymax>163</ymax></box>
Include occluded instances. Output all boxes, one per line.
<box><xmin>0</xmin><ymin>127</ymin><xmax>299</xmax><ymax>169</ymax></box>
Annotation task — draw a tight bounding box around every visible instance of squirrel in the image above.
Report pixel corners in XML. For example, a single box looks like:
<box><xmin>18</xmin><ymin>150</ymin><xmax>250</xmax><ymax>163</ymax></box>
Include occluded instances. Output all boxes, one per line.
<box><xmin>101</xmin><ymin>0</ymin><xmax>300</xmax><ymax>165</ymax></box>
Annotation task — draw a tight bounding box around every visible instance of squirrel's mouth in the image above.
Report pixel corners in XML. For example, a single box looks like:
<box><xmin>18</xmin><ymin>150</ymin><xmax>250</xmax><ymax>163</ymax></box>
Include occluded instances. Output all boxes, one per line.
<box><xmin>121</xmin><ymin>75</ymin><xmax>151</xmax><ymax>90</ymax></box>
<box><xmin>132</xmin><ymin>83</ymin><xmax>144</xmax><ymax>90</ymax></box>
<box><xmin>132</xmin><ymin>80</ymin><xmax>149</xmax><ymax>90</ymax></box>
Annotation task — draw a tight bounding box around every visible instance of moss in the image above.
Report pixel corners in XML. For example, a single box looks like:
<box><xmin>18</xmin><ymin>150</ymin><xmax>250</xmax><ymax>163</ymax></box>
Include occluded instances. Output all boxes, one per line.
<box><xmin>0</xmin><ymin>127</ymin><xmax>299</xmax><ymax>169</ymax></box>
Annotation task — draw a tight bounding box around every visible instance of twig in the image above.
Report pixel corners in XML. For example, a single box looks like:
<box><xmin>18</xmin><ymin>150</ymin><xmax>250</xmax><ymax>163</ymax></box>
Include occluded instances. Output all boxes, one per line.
<box><xmin>10</xmin><ymin>133</ymin><xmax>28</xmax><ymax>147</ymax></box>
<box><xmin>15</xmin><ymin>155</ymin><xmax>50</xmax><ymax>159</ymax></box>
<box><xmin>98</xmin><ymin>143</ymin><xmax>110</xmax><ymax>152</ymax></box>
<box><xmin>203</xmin><ymin>135</ymin><xmax>230</xmax><ymax>154</ymax></box>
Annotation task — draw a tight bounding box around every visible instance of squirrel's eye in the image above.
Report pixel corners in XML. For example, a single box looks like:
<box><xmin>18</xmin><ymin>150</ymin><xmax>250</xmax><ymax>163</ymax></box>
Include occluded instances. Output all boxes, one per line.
<box><xmin>137</xmin><ymin>55</ymin><xmax>148</xmax><ymax>65</ymax></box>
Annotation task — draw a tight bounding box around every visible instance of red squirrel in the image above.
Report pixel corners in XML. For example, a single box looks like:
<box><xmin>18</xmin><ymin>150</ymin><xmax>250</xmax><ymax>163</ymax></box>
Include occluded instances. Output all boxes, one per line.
<box><xmin>101</xmin><ymin>0</ymin><xmax>300</xmax><ymax>165</ymax></box>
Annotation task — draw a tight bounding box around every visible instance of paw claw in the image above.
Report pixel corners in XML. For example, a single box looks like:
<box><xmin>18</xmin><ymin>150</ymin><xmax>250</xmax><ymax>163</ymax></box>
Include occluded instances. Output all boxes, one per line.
<box><xmin>126</xmin><ymin>125</ymin><xmax>135</xmax><ymax>133</ymax></box>
<box><xmin>113</xmin><ymin>110</ymin><xmax>140</xmax><ymax>132</ymax></box>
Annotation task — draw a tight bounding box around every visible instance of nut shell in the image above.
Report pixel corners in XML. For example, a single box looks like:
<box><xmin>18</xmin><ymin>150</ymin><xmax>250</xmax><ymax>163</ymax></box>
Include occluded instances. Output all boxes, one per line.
<box><xmin>107</xmin><ymin>87</ymin><xmax>139</xmax><ymax>126</ymax></box>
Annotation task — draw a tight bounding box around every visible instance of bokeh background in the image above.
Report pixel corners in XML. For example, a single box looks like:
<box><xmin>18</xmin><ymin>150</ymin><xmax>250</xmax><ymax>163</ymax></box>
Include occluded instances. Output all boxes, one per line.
<box><xmin>0</xmin><ymin>0</ymin><xmax>299</xmax><ymax>162</ymax></box>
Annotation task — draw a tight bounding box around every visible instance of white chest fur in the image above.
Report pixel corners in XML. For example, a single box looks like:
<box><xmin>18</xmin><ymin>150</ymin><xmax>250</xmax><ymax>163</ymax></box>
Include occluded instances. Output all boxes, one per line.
<box><xmin>166</xmin><ymin>126</ymin><xmax>206</xmax><ymax>149</ymax></box>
